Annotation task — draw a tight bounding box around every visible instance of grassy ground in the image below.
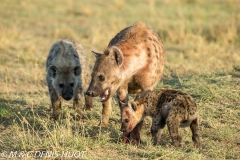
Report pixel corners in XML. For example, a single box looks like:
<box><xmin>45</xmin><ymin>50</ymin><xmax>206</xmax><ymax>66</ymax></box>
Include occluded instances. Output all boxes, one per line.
<box><xmin>0</xmin><ymin>0</ymin><xmax>240</xmax><ymax>159</ymax></box>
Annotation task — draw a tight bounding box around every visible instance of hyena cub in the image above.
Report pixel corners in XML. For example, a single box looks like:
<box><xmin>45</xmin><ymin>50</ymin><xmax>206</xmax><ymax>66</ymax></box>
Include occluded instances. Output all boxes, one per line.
<box><xmin>120</xmin><ymin>89</ymin><xmax>200</xmax><ymax>148</ymax></box>
<box><xmin>46</xmin><ymin>39</ymin><xmax>93</xmax><ymax>120</ymax></box>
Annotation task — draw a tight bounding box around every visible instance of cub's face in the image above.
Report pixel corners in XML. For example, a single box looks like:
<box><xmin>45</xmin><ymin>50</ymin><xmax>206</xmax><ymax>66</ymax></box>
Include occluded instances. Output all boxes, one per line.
<box><xmin>120</xmin><ymin>102</ymin><xmax>138</xmax><ymax>135</ymax></box>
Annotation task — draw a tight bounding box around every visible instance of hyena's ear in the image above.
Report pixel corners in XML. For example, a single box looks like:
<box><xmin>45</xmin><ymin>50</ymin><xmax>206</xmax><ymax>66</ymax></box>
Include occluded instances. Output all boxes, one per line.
<box><xmin>91</xmin><ymin>50</ymin><xmax>102</xmax><ymax>59</ymax></box>
<box><xmin>73</xmin><ymin>65</ymin><xmax>81</xmax><ymax>76</ymax></box>
<box><xmin>47</xmin><ymin>65</ymin><xmax>58</xmax><ymax>78</ymax></box>
<box><xmin>112</xmin><ymin>46</ymin><xmax>123</xmax><ymax>66</ymax></box>
<box><xmin>130</xmin><ymin>102</ymin><xmax>137</xmax><ymax>111</ymax></box>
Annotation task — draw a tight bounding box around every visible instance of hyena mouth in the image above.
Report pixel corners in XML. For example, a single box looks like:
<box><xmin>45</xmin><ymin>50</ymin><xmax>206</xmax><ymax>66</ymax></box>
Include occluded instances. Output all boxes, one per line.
<box><xmin>99</xmin><ymin>88</ymin><xmax>111</xmax><ymax>102</ymax></box>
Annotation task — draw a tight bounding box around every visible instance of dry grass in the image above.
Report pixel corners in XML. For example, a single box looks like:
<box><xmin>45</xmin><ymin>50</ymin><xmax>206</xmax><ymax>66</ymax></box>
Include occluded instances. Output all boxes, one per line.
<box><xmin>0</xmin><ymin>0</ymin><xmax>240</xmax><ymax>159</ymax></box>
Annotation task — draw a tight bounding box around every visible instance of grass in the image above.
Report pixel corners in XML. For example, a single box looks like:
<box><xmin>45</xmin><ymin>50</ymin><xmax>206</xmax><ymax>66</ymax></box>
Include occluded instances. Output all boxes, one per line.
<box><xmin>0</xmin><ymin>0</ymin><xmax>240</xmax><ymax>159</ymax></box>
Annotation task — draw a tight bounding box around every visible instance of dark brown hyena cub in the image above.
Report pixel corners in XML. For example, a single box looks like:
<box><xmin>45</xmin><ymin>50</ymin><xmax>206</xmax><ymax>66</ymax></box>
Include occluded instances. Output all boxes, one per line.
<box><xmin>120</xmin><ymin>89</ymin><xmax>200</xmax><ymax>148</ymax></box>
<box><xmin>46</xmin><ymin>39</ymin><xmax>93</xmax><ymax>120</ymax></box>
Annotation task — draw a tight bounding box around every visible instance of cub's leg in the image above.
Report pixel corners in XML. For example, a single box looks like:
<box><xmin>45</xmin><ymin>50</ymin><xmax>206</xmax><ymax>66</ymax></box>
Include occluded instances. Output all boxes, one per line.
<box><xmin>166</xmin><ymin>117</ymin><xmax>182</xmax><ymax>147</ymax></box>
<box><xmin>151</xmin><ymin>116</ymin><xmax>165</xmax><ymax>145</ymax></box>
<box><xmin>190</xmin><ymin>116</ymin><xmax>200</xmax><ymax>148</ymax></box>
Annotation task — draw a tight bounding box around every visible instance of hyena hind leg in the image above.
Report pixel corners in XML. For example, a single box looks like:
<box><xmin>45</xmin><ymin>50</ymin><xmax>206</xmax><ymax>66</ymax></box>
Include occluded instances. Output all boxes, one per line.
<box><xmin>190</xmin><ymin>117</ymin><xmax>200</xmax><ymax>148</ymax></box>
<box><xmin>167</xmin><ymin>120</ymin><xmax>182</xmax><ymax>147</ymax></box>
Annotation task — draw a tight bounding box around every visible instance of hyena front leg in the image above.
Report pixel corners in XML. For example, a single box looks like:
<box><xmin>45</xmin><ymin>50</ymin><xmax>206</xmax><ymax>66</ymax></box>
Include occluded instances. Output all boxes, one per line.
<box><xmin>84</xmin><ymin>94</ymin><xmax>94</xmax><ymax>110</ymax></box>
<box><xmin>100</xmin><ymin>98</ymin><xmax>112</xmax><ymax>127</ymax></box>
<box><xmin>151</xmin><ymin>116</ymin><xmax>165</xmax><ymax>145</ymax></box>
<box><xmin>73</xmin><ymin>89</ymin><xmax>87</xmax><ymax>120</ymax></box>
<box><xmin>49</xmin><ymin>87</ymin><xmax>61</xmax><ymax>120</ymax></box>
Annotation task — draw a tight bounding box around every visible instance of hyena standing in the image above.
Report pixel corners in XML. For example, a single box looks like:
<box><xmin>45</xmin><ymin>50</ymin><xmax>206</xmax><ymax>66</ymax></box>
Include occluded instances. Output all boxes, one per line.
<box><xmin>46</xmin><ymin>39</ymin><xmax>93</xmax><ymax>120</ymax></box>
<box><xmin>86</xmin><ymin>21</ymin><xmax>164</xmax><ymax>144</ymax></box>
<box><xmin>120</xmin><ymin>89</ymin><xmax>200</xmax><ymax>148</ymax></box>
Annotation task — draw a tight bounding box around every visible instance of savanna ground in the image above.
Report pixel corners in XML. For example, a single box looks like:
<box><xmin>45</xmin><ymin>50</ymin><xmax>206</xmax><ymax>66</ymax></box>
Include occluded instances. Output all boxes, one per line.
<box><xmin>0</xmin><ymin>0</ymin><xmax>240</xmax><ymax>159</ymax></box>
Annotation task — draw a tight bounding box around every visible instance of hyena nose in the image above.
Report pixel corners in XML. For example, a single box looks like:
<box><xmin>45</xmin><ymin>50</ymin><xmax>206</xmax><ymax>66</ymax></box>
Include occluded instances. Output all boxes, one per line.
<box><xmin>86</xmin><ymin>90</ymin><xmax>94</xmax><ymax>96</ymax></box>
<box><xmin>63</xmin><ymin>95</ymin><xmax>72</xmax><ymax>101</ymax></box>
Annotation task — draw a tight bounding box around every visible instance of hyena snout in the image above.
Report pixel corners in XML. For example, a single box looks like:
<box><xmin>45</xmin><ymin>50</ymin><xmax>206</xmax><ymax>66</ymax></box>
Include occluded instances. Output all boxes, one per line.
<box><xmin>61</xmin><ymin>85</ymin><xmax>74</xmax><ymax>101</ymax></box>
<box><xmin>85</xmin><ymin>90</ymin><xmax>95</xmax><ymax>96</ymax></box>
<box><xmin>86</xmin><ymin>83</ymin><xmax>102</xmax><ymax>97</ymax></box>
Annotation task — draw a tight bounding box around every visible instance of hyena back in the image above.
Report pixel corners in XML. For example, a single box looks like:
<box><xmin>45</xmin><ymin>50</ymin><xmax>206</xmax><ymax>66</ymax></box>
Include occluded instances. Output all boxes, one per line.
<box><xmin>46</xmin><ymin>39</ymin><xmax>93</xmax><ymax>120</ymax></box>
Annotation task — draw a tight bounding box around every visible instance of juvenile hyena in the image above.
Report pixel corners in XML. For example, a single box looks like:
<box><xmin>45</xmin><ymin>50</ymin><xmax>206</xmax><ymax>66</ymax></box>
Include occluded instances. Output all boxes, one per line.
<box><xmin>86</xmin><ymin>21</ymin><xmax>164</xmax><ymax>130</ymax></box>
<box><xmin>46</xmin><ymin>39</ymin><xmax>93</xmax><ymax>120</ymax></box>
<box><xmin>120</xmin><ymin>89</ymin><xmax>200</xmax><ymax>148</ymax></box>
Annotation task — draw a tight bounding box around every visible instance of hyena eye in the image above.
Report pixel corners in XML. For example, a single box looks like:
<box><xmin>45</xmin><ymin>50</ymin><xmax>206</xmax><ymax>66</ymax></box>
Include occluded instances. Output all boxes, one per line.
<box><xmin>59</xmin><ymin>83</ymin><xmax>64</xmax><ymax>88</ymax></box>
<box><xmin>98</xmin><ymin>75</ymin><xmax>105</xmax><ymax>82</ymax></box>
<box><xmin>70</xmin><ymin>82</ymin><xmax>74</xmax><ymax>87</ymax></box>
<box><xmin>124</xmin><ymin>119</ymin><xmax>129</xmax><ymax>123</ymax></box>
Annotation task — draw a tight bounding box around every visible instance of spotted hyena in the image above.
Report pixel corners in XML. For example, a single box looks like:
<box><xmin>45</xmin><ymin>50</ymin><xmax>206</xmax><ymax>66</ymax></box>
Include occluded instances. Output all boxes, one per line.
<box><xmin>46</xmin><ymin>39</ymin><xmax>93</xmax><ymax>120</ymax></box>
<box><xmin>120</xmin><ymin>89</ymin><xmax>200</xmax><ymax>148</ymax></box>
<box><xmin>86</xmin><ymin>21</ymin><xmax>164</xmax><ymax>128</ymax></box>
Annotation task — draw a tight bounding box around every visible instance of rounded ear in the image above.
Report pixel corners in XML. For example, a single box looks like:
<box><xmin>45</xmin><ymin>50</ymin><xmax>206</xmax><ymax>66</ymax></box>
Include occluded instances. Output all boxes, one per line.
<box><xmin>112</xmin><ymin>46</ymin><xmax>123</xmax><ymax>66</ymax></box>
<box><xmin>47</xmin><ymin>65</ymin><xmax>57</xmax><ymax>78</ymax></box>
<box><xmin>74</xmin><ymin>65</ymin><xmax>81</xmax><ymax>76</ymax></box>
<box><xmin>130</xmin><ymin>102</ymin><xmax>137</xmax><ymax>111</ymax></box>
<box><xmin>91</xmin><ymin>50</ymin><xmax>102</xmax><ymax>59</ymax></box>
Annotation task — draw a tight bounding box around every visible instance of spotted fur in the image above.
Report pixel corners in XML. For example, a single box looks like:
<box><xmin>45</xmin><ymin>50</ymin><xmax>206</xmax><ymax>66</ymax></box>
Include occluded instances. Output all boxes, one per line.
<box><xmin>120</xmin><ymin>89</ymin><xmax>200</xmax><ymax>148</ymax></box>
<box><xmin>46</xmin><ymin>39</ymin><xmax>93</xmax><ymax>120</ymax></box>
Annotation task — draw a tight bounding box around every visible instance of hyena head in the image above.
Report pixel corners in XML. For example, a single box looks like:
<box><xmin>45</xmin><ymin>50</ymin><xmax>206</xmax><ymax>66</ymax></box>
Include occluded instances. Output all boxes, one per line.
<box><xmin>47</xmin><ymin>65</ymin><xmax>81</xmax><ymax>101</ymax></box>
<box><xmin>86</xmin><ymin>46</ymin><xmax>124</xmax><ymax>102</ymax></box>
<box><xmin>120</xmin><ymin>101</ymin><xmax>139</xmax><ymax>134</ymax></box>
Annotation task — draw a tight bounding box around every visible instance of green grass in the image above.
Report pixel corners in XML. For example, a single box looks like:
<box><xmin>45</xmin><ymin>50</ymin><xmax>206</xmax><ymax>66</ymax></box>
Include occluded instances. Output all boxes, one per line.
<box><xmin>0</xmin><ymin>0</ymin><xmax>240</xmax><ymax>159</ymax></box>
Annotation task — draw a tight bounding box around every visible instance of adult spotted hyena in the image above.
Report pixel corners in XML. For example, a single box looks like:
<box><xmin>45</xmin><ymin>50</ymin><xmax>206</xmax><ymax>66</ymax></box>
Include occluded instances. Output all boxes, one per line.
<box><xmin>120</xmin><ymin>89</ymin><xmax>200</xmax><ymax>148</ymax></box>
<box><xmin>46</xmin><ymin>39</ymin><xmax>93</xmax><ymax>120</ymax></box>
<box><xmin>86</xmin><ymin>21</ymin><xmax>164</xmax><ymax>142</ymax></box>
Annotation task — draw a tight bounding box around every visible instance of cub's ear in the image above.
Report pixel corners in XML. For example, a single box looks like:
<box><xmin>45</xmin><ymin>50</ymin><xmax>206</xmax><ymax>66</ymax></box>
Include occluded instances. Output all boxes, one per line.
<box><xmin>112</xmin><ymin>46</ymin><xmax>123</xmax><ymax>66</ymax></box>
<box><xmin>130</xmin><ymin>102</ymin><xmax>137</xmax><ymax>111</ymax></box>
<box><xmin>47</xmin><ymin>65</ymin><xmax>58</xmax><ymax>78</ymax></box>
<box><xmin>73</xmin><ymin>65</ymin><xmax>81</xmax><ymax>76</ymax></box>
<box><xmin>91</xmin><ymin>50</ymin><xmax>102</xmax><ymax>59</ymax></box>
